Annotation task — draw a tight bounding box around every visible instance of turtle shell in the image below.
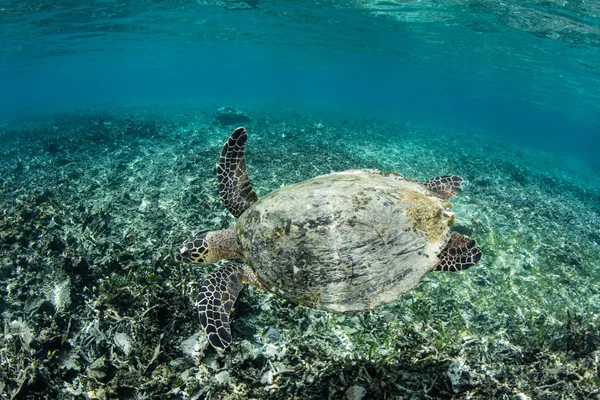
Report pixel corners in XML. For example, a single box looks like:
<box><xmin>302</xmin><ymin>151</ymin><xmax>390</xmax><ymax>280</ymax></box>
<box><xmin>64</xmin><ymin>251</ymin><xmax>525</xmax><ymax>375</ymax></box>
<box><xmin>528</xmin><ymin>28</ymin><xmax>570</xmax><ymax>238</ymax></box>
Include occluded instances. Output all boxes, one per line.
<box><xmin>236</xmin><ymin>169</ymin><xmax>454</xmax><ymax>312</ymax></box>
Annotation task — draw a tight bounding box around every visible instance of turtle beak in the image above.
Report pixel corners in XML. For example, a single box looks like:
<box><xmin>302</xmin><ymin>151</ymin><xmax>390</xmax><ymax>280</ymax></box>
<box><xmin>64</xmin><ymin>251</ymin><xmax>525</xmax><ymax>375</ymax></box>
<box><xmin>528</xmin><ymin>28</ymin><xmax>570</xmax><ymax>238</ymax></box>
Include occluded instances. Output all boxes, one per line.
<box><xmin>174</xmin><ymin>244</ymin><xmax>192</xmax><ymax>262</ymax></box>
<box><xmin>443</xmin><ymin>210</ymin><xmax>456</xmax><ymax>225</ymax></box>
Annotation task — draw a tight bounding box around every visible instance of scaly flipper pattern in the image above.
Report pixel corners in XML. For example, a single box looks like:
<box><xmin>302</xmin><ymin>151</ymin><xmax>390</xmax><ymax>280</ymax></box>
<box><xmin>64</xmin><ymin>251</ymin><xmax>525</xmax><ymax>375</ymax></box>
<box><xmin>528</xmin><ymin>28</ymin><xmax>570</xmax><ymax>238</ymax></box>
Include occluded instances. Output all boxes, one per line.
<box><xmin>197</xmin><ymin>263</ymin><xmax>245</xmax><ymax>350</ymax></box>
<box><xmin>423</xmin><ymin>175</ymin><xmax>463</xmax><ymax>200</ymax></box>
<box><xmin>433</xmin><ymin>232</ymin><xmax>482</xmax><ymax>272</ymax></box>
<box><xmin>217</xmin><ymin>127</ymin><xmax>258</xmax><ymax>218</ymax></box>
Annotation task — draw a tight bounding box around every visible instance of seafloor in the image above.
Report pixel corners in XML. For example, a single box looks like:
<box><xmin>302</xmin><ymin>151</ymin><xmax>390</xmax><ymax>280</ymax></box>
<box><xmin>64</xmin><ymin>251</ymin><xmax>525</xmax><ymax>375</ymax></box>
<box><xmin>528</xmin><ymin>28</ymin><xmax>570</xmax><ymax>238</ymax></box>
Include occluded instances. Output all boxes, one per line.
<box><xmin>0</xmin><ymin>104</ymin><xmax>599</xmax><ymax>400</ymax></box>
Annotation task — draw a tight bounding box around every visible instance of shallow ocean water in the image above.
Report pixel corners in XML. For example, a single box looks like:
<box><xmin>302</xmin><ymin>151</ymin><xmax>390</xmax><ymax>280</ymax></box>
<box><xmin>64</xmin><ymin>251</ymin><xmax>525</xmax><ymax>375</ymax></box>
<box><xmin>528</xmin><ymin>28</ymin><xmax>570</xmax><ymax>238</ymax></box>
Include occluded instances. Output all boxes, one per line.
<box><xmin>1</xmin><ymin>2</ymin><xmax>600</xmax><ymax>399</ymax></box>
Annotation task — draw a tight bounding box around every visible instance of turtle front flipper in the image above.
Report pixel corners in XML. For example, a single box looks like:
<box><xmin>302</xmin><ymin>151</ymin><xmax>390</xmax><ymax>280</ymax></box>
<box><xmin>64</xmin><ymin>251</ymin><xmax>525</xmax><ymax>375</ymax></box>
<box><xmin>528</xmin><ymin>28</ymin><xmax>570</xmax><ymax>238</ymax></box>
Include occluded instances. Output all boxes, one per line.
<box><xmin>433</xmin><ymin>232</ymin><xmax>482</xmax><ymax>272</ymax></box>
<box><xmin>197</xmin><ymin>263</ymin><xmax>246</xmax><ymax>350</ymax></box>
<box><xmin>423</xmin><ymin>175</ymin><xmax>463</xmax><ymax>200</ymax></box>
<box><xmin>217</xmin><ymin>127</ymin><xmax>258</xmax><ymax>218</ymax></box>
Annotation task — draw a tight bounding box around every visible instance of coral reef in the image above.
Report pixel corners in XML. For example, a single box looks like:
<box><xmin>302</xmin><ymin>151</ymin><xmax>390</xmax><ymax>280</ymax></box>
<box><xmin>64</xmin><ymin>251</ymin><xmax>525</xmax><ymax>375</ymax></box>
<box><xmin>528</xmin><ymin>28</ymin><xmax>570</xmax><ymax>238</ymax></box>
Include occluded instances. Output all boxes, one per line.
<box><xmin>0</xmin><ymin>104</ymin><xmax>599</xmax><ymax>399</ymax></box>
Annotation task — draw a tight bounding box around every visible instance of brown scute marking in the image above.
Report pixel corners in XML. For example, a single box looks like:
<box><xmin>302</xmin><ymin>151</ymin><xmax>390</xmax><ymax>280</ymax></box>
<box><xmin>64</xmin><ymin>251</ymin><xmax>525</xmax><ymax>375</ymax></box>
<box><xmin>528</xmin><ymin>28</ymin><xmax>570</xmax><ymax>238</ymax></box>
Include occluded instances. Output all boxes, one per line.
<box><xmin>423</xmin><ymin>175</ymin><xmax>463</xmax><ymax>200</ymax></box>
<box><xmin>306</xmin><ymin>216</ymin><xmax>333</xmax><ymax>229</ymax></box>
<box><xmin>197</xmin><ymin>263</ymin><xmax>246</xmax><ymax>350</ymax></box>
<box><xmin>401</xmin><ymin>190</ymin><xmax>447</xmax><ymax>241</ymax></box>
<box><xmin>351</xmin><ymin>191</ymin><xmax>373</xmax><ymax>211</ymax></box>
<box><xmin>346</xmin><ymin>215</ymin><xmax>358</xmax><ymax>227</ymax></box>
<box><xmin>217</xmin><ymin>127</ymin><xmax>258</xmax><ymax>218</ymax></box>
<box><xmin>433</xmin><ymin>232</ymin><xmax>482</xmax><ymax>272</ymax></box>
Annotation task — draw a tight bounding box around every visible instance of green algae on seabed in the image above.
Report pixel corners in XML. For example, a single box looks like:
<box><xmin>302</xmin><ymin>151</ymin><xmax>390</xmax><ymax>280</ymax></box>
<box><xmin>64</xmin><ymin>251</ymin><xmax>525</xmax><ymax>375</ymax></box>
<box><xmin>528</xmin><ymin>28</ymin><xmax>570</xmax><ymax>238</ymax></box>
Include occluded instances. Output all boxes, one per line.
<box><xmin>0</xmin><ymin>104</ymin><xmax>599</xmax><ymax>399</ymax></box>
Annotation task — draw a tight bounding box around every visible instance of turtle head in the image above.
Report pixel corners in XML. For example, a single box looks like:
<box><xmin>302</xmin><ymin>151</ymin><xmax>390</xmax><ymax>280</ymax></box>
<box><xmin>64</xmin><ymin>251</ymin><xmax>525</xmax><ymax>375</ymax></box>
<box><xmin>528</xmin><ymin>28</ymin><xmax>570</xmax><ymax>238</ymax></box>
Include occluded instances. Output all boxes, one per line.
<box><xmin>175</xmin><ymin>232</ymin><xmax>216</xmax><ymax>264</ymax></box>
<box><xmin>175</xmin><ymin>228</ymin><xmax>242</xmax><ymax>264</ymax></box>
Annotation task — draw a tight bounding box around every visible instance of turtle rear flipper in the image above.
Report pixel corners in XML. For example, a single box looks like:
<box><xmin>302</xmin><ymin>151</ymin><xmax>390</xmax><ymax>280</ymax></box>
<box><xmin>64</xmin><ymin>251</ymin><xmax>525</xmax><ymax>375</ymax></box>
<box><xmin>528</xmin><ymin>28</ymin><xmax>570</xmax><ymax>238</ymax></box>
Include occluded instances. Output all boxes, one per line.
<box><xmin>217</xmin><ymin>127</ymin><xmax>258</xmax><ymax>218</ymax></box>
<box><xmin>197</xmin><ymin>263</ymin><xmax>246</xmax><ymax>350</ymax></box>
<box><xmin>433</xmin><ymin>232</ymin><xmax>482</xmax><ymax>272</ymax></box>
<box><xmin>423</xmin><ymin>175</ymin><xmax>463</xmax><ymax>200</ymax></box>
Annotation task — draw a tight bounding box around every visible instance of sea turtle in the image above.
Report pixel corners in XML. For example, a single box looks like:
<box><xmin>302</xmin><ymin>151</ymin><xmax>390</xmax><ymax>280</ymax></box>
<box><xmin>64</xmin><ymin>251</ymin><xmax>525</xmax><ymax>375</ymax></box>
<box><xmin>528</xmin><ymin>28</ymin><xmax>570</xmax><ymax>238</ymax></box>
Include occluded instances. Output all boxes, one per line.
<box><xmin>175</xmin><ymin>127</ymin><xmax>482</xmax><ymax>350</ymax></box>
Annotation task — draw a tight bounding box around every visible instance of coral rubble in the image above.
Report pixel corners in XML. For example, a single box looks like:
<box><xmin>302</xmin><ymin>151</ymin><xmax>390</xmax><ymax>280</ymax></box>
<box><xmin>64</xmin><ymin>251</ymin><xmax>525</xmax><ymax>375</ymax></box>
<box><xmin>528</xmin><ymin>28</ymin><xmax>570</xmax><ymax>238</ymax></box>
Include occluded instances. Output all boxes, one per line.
<box><xmin>0</xmin><ymin>104</ymin><xmax>599</xmax><ymax>399</ymax></box>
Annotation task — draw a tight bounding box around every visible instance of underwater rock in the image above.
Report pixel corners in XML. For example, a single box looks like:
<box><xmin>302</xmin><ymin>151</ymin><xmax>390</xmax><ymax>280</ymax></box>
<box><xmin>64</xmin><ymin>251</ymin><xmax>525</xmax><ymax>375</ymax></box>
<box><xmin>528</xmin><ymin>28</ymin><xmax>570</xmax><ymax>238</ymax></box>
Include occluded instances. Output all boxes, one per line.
<box><xmin>138</xmin><ymin>199</ymin><xmax>150</xmax><ymax>212</ymax></box>
<box><xmin>113</xmin><ymin>332</ymin><xmax>132</xmax><ymax>356</ymax></box>
<box><xmin>181</xmin><ymin>333</ymin><xmax>207</xmax><ymax>360</ymax></box>
<box><xmin>213</xmin><ymin>107</ymin><xmax>251</xmax><ymax>127</ymax></box>
<box><xmin>214</xmin><ymin>370</ymin><xmax>231</xmax><ymax>385</ymax></box>
<box><xmin>346</xmin><ymin>385</ymin><xmax>367</xmax><ymax>400</ymax></box>
<box><xmin>263</xmin><ymin>343</ymin><xmax>286</xmax><ymax>360</ymax></box>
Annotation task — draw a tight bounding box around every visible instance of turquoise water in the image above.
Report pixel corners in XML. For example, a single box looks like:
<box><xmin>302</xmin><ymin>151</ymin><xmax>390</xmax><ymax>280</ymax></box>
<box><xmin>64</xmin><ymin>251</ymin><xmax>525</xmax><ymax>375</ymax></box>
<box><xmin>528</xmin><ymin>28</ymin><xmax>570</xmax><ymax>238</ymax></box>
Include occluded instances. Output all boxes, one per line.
<box><xmin>1</xmin><ymin>1</ymin><xmax>600</xmax><ymax>399</ymax></box>
<box><xmin>1</xmin><ymin>1</ymin><xmax>599</xmax><ymax>166</ymax></box>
